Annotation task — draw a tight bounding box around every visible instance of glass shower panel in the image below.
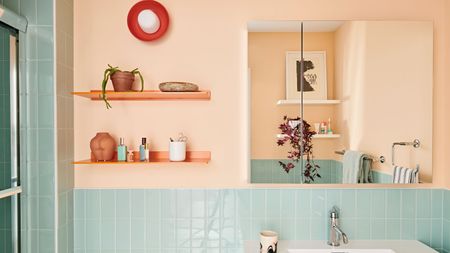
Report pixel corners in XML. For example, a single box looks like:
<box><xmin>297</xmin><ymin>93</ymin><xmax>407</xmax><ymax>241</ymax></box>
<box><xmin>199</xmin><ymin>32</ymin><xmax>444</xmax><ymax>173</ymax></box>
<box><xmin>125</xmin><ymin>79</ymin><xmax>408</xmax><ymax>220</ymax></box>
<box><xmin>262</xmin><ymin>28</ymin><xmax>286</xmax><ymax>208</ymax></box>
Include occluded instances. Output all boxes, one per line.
<box><xmin>0</xmin><ymin>24</ymin><xmax>19</xmax><ymax>253</ymax></box>
<box><xmin>0</xmin><ymin>25</ymin><xmax>12</xmax><ymax>190</ymax></box>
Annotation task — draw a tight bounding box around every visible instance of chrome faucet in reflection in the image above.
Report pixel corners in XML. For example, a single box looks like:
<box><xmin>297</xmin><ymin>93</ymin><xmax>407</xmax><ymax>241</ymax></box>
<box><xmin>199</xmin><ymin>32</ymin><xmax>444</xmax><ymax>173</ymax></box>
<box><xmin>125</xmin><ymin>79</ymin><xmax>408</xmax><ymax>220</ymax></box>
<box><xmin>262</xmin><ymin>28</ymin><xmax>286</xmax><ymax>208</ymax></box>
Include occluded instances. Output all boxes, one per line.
<box><xmin>327</xmin><ymin>207</ymin><xmax>349</xmax><ymax>246</ymax></box>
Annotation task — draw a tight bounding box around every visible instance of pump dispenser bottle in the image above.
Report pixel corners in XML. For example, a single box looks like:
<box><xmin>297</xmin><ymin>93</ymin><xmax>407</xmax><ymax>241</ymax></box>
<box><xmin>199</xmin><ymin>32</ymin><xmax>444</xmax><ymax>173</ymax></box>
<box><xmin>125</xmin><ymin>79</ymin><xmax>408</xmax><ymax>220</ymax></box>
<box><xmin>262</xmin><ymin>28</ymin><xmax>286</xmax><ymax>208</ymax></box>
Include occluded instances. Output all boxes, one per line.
<box><xmin>139</xmin><ymin>138</ymin><xmax>147</xmax><ymax>161</ymax></box>
<box><xmin>117</xmin><ymin>138</ymin><xmax>127</xmax><ymax>161</ymax></box>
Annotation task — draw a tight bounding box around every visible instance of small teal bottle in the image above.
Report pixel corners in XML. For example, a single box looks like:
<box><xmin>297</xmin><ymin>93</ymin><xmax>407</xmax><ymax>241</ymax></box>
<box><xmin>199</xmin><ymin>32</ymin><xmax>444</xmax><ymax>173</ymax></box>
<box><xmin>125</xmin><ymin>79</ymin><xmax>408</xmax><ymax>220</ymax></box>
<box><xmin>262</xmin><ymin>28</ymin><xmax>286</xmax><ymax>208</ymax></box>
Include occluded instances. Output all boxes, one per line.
<box><xmin>139</xmin><ymin>138</ymin><xmax>146</xmax><ymax>161</ymax></box>
<box><xmin>117</xmin><ymin>138</ymin><xmax>127</xmax><ymax>161</ymax></box>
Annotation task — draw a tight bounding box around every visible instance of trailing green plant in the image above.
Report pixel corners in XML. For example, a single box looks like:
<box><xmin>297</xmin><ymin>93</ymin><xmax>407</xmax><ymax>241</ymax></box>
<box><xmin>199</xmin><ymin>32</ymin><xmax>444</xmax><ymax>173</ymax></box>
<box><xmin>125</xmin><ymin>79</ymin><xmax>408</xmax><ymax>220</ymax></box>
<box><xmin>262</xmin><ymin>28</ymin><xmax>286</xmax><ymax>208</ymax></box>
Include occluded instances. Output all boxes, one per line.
<box><xmin>101</xmin><ymin>64</ymin><xmax>144</xmax><ymax>109</ymax></box>
<box><xmin>277</xmin><ymin>116</ymin><xmax>321</xmax><ymax>183</ymax></box>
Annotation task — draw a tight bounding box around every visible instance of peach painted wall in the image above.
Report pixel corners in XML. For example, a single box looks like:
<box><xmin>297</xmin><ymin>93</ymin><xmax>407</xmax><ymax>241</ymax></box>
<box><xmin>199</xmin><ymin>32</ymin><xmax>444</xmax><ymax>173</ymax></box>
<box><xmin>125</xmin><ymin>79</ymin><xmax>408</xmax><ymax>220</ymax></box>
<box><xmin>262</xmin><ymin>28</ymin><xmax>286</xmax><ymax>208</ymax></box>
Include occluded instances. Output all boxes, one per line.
<box><xmin>445</xmin><ymin>0</ymin><xmax>450</xmax><ymax>189</ymax></box>
<box><xmin>250</xmin><ymin>32</ymin><xmax>339</xmax><ymax>160</ymax></box>
<box><xmin>74</xmin><ymin>0</ymin><xmax>448</xmax><ymax>188</ymax></box>
<box><xmin>335</xmin><ymin>21</ymin><xmax>433</xmax><ymax>182</ymax></box>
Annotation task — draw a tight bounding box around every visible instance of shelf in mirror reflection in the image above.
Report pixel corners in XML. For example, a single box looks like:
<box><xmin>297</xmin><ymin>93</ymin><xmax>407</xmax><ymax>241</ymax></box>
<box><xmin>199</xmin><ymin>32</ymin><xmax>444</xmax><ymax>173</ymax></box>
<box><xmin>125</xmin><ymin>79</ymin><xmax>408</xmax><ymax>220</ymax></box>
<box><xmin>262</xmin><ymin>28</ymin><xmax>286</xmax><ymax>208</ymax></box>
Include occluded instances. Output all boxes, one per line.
<box><xmin>277</xmin><ymin>99</ymin><xmax>341</xmax><ymax>105</ymax></box>
<box><xmin>276</xmin><ymin>134</ymin><xmax>341</xmax><ymax>139</ymax></box>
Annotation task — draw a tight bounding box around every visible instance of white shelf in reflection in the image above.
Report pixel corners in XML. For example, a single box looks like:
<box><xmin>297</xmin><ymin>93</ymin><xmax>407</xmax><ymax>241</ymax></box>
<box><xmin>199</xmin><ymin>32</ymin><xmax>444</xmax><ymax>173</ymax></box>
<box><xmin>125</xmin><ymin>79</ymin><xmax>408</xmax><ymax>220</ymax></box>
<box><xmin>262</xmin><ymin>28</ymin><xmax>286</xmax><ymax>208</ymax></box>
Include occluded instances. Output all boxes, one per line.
<box><xmin>313</xmin><ymin>134</ymin><xmax>341</xmax><ymax>138</ymax></box>
<box><xmin>276</xmin><ymin>134</ymin><xmax>341</xmax><ymax>139</ymax></box>
<box><xmin>276</xmin><ymin>99</ymin><xmax>341</xmax><ymax>105</ymax></box>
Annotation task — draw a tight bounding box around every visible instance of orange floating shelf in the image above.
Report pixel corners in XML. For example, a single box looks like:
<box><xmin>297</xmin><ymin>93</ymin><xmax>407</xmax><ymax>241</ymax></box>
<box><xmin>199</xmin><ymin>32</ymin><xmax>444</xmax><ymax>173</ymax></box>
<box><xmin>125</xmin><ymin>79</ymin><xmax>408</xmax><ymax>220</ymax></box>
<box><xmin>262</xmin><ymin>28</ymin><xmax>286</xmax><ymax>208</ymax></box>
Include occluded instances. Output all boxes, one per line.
<box><xmin>73</xmin><ymin>151</ymin><xmax>211</xmax><ymax>165</ymax></box>
<box><xmin>72</xmin><ymin>90</ymin><xmax>211</xmax><ymax>101</ymax></box>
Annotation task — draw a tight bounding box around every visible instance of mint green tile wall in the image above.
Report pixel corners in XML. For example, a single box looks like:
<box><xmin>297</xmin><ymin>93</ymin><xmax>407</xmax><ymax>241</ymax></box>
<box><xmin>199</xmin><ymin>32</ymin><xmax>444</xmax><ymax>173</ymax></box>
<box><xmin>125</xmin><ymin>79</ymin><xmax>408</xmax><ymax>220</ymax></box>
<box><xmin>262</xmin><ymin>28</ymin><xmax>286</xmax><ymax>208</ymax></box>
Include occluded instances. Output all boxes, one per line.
<box><xmin>372</xmin><ymin>170</ymin><xmax>393</xmax><ymax>184</ymax></box>
<box><xmin>1</xmin><ymin>0</ymin><xmax>57</xmax><ymax>253</ymax></box>
<box><xmin>251</xmin><ymin>159</ymin><xmax>392</xmax><ymax>184</ymax></box>
<box><xmin>251</xmin><ymin>159</ymin><xmax>341</xmax><ymax>184</ymax></box>
<box><xmin>74</xmin><ymin>188</ymin><xmax>446</xmax><ymax>253</ymax></box>
<box><xmin>444</xmin><ymin>190</ymin><xmax>450</xmax><ymax>253</ymax></box>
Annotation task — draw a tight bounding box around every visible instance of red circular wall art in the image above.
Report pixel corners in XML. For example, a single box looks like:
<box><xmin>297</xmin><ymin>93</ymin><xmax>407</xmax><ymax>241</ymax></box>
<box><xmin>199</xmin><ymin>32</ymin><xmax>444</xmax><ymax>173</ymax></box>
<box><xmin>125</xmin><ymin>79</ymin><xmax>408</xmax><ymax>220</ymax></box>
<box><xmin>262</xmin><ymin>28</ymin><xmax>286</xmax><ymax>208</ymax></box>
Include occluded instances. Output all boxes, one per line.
<box><xmin>127</xmin><ymin>0</ymin><xmax>170</xmax><ymax>41</ymax></box>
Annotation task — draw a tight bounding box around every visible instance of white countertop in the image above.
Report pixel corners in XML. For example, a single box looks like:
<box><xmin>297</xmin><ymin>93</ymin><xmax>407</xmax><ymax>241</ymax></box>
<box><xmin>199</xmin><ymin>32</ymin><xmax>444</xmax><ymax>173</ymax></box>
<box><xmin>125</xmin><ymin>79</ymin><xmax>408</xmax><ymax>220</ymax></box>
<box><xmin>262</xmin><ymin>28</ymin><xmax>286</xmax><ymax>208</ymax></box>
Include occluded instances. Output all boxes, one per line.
<box><xmin>244</xmin><ymin>240</ymin><xmax>437</xmax><ymax>253</ymax></box>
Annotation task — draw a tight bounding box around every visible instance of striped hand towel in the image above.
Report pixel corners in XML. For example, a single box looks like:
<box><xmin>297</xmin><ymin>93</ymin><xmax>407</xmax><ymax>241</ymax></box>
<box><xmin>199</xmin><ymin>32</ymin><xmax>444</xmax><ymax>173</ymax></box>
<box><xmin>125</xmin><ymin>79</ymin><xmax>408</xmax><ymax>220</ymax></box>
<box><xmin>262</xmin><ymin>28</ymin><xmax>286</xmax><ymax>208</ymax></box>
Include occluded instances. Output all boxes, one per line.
<box><xmin>392</xmin><ymin>165</ymin><xmax>419</xmax><ymax>184</ymax></box>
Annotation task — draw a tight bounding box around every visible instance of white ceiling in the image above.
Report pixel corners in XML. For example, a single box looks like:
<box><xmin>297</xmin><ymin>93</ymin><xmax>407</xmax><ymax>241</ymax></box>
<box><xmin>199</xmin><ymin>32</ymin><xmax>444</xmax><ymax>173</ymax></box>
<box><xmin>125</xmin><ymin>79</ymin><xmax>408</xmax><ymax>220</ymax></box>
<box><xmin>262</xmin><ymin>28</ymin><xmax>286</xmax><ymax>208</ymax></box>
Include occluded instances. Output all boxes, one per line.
<box><xmin>247</xmin><ymin>20</ymin><xmax>346</xmax><ymax>32</ymax></box>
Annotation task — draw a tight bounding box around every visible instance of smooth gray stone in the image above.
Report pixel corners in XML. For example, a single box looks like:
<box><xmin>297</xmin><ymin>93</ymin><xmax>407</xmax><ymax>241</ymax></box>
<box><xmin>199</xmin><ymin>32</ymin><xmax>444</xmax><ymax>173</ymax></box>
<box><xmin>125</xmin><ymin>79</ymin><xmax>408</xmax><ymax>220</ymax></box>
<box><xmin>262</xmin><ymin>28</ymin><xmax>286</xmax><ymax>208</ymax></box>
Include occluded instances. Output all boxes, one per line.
<box><xmin>159</xmin><ymin>82</ymin><xmax>199</xmax><ymax>92</ymax></box>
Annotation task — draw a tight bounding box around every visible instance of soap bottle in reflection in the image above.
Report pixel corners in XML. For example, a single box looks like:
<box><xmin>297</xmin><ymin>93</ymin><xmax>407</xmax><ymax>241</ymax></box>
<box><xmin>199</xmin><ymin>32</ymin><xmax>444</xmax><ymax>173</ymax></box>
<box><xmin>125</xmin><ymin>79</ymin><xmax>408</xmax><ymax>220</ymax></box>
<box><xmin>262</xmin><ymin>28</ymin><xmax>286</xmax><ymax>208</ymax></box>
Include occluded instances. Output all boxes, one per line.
<box><xmin>145</xmin><ymin>142</ymin><xmax>150</xmax><ymax>161</ymax></box>
<box><xmin>139</xmin><ymin>138</ymin><xmax>147</xmax><ymax>161</ymax></box>
<box><xmin>327</xmin><ymin>117</ymin><xmax>333</xmax><ymax>134</ymax></box>
<box><xmin>320</xmin><ymin>122</ymin><xmax>327</xmax><ymax>134</ymax></box>
<box><xmin>117</xmin><ymin>137</ymin><xmax>127</xmax><ymax>161</ymax></box>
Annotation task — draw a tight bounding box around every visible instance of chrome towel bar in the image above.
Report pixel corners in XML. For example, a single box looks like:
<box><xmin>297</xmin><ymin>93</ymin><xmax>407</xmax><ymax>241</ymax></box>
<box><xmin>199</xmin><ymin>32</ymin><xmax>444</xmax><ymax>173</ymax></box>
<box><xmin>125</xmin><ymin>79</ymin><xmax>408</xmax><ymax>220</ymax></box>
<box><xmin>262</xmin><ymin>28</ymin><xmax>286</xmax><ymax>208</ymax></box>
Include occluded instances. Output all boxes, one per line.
<box><xmin>392</xmin><ymin>139</ymin><xmax>420</xmax><ymax>165</ymax></box>
<box><xmin>335</xmin><ymin>150</ymin><xmax>385</xmax><ymax>163</ymax></box>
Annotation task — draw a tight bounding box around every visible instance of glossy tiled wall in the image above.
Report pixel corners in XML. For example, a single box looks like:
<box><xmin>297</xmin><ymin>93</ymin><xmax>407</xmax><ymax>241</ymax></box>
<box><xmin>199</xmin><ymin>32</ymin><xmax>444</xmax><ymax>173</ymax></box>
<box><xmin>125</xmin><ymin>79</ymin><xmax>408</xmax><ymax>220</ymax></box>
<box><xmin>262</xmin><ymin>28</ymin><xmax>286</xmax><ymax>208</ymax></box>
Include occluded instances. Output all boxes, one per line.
<box><xmin>1</xmin><ymin>0</ymin><xmax>57</xmax><ymax>252</ymax></box>
<box><xmin>372</xmin><ymin>171</ymin><xmax>393</xmax><ymax>184</ymax></box>
<box><xmin>74</xmin><ymin>188</ymin><xmax>447</xmax><ymax>253</ymax></box>
<box><xmin>444</xmin><ymin>190</ymin><xmax>450</xmax><ymax>253</ymax></box>
<box><xmin>251</xmin><ymin>160</ymin><xmax>342</xmax><ymax>184</ymax></box>
<box><xmin>251</xmin><ymin>159</ymin><xmax>392</xmax><ymax>184</ymax></box>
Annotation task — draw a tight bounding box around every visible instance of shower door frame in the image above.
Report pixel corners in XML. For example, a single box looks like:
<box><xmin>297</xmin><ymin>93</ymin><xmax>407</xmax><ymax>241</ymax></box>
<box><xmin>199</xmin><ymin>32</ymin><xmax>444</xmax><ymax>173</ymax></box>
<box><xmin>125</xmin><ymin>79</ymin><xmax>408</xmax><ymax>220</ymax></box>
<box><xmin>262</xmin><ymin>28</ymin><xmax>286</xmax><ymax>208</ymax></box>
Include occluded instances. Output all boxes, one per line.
<box><xmin>0</xmin><ymin>23</ymin><xmax>22</xmax><ymax>253</ymax></box>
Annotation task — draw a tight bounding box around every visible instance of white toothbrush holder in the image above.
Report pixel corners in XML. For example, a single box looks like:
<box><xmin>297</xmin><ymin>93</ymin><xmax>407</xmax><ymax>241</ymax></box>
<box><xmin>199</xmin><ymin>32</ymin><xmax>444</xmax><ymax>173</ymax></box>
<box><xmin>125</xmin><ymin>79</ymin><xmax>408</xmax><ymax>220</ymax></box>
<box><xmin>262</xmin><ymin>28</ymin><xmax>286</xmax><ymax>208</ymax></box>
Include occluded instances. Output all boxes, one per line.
<box><xmin>169</xmin><ymin>141</ymin><xmax>186</xmax><ymax>161</ymax></box>
<box><xmin>260</xmin><ymin>230</ymin><xmax>278</xmax><ymax>253</ymax></box>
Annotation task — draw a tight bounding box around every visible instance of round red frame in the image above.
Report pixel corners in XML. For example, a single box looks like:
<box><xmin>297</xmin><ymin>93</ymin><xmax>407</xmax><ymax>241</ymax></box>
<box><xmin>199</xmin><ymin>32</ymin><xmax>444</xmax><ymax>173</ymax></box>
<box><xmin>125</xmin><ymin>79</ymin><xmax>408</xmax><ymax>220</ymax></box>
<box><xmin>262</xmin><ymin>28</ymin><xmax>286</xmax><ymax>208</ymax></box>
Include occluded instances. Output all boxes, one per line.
<box><xmin>127</xmin><ymin>0</ymin><xmax>170</xmax><ymax>41</ymax></box>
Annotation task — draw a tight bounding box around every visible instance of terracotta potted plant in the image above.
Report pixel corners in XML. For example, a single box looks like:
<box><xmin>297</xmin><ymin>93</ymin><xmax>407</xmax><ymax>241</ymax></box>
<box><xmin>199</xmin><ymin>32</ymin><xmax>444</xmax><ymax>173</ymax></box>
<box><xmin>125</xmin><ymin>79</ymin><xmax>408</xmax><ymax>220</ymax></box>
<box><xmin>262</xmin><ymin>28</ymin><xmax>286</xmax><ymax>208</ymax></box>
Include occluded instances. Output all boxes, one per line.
<box><xmin>276</xmin><ymin>116</ymin><xmax>321</xmax><ymax>183</ymax></box>
<box><xmin>101</xmin><ymin>64</ymin><xmax>144</xmax><ymax>109</ymax></box>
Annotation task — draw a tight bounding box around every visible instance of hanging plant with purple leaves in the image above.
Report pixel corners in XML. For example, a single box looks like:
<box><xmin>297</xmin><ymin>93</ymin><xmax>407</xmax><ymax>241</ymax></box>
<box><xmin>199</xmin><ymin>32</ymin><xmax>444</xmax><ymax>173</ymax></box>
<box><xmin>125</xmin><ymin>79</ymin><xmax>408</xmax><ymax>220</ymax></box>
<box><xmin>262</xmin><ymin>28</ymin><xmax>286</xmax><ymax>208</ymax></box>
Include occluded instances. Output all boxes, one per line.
<box><xmin>277</xmin><ymin>116</ymin><xmax>321</xmax><ymax>183</ymax></box>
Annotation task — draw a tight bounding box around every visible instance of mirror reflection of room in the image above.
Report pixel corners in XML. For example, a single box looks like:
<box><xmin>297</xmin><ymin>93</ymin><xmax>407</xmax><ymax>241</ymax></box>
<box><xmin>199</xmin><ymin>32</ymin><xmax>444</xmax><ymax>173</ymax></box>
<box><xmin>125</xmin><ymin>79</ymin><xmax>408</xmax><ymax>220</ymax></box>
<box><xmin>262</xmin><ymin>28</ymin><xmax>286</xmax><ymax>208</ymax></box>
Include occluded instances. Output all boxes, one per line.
<box><xmin>249</xmin><ymin>21</ymin><xmax>433</xmax><ymax>184</ymax></box>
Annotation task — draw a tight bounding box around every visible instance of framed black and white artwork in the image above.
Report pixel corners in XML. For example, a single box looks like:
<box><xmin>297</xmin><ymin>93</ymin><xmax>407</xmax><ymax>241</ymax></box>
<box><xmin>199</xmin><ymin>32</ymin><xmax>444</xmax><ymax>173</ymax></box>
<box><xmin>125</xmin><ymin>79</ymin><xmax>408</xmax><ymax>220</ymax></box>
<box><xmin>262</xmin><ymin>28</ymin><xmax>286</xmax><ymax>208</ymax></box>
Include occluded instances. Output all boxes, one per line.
<box><xmin>285</xmin><ymin>51</ymin><xmax>327</xmax><ymax>100</ymax></box>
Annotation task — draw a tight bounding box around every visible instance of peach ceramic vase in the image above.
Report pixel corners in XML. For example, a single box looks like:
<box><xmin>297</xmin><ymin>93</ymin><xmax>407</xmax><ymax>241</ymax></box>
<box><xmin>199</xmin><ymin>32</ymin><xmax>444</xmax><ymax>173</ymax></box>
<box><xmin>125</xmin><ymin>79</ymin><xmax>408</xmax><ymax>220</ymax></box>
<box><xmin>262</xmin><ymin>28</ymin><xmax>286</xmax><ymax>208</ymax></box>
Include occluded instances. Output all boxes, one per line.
<box><xmin>90</xmin><ymin>132</ymin><xmax>116</xmax><ymax>161</ymax></box>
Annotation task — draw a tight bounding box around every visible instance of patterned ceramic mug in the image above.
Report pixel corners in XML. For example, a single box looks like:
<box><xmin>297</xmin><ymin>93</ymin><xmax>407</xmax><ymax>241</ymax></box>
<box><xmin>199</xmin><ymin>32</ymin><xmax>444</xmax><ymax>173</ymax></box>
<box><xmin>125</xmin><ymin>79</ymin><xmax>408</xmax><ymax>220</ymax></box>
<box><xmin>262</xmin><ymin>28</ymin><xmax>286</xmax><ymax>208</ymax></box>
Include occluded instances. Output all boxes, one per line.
<box><xmin>260</xmin><ymin>230</ymin><xmax>278</xmax><ymax>253</ymax></box>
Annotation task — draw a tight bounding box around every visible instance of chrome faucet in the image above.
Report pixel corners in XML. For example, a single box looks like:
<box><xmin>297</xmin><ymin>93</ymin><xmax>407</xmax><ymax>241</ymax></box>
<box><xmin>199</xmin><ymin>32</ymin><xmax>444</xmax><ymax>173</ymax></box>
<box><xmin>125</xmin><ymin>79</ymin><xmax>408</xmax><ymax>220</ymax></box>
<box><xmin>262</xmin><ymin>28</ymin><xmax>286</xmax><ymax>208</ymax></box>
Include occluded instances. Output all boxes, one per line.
<box><xmin>327</xmin><ymin>207</ymin><xmax>349</xmax><ymax>246</ymax></box>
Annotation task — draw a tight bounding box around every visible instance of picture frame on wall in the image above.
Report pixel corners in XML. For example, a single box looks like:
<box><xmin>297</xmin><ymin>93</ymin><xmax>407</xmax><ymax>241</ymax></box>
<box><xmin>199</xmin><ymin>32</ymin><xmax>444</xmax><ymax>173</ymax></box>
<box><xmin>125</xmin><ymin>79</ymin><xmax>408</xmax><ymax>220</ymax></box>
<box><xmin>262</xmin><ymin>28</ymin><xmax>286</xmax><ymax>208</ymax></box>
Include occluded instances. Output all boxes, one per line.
<box><xmin>285</xmin><ymin>51</ymin><xmax>328</xmax><ymax>100</ymax></box>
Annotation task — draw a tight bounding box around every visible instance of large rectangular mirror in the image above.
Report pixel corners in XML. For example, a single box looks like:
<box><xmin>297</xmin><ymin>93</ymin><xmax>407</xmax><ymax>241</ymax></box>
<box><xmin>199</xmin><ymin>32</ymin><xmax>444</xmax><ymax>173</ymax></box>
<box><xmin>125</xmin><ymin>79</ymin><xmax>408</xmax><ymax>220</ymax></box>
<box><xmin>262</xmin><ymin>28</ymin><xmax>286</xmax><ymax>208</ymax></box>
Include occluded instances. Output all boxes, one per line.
<box><xmin>248</xmin><ymin>20</ymin><xmax>433</xmax><ymax>184</ymax></box>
